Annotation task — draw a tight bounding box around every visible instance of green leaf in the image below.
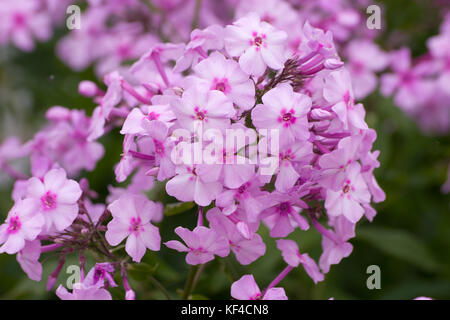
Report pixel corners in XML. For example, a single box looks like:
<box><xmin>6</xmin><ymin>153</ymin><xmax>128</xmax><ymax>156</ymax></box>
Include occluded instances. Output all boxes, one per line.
<box><xmin>357</xmin><ymin>226</ymin><xmax>440</xmax><ymax>273</ymax></box>
<box><xmin>164</xmin><ymin>202</ymin><xmax>195</xmax><ymax>216</ymax></box>
<box><xmin>127</xmin><ymin>263</ymin><xmax>159</xmax><ymax>281</ymax></box>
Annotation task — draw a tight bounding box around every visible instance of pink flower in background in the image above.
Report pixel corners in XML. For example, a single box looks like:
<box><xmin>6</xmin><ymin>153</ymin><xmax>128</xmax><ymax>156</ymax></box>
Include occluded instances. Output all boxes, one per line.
<box><xmin>0</xmin><ymin>0</ymin><xmax>52</xmax><ymax>51</ymax></box>
<box><xmin>346</xmin><ymin>40</ymin><xmax>388</xmax><ymax>99</ymax></box>
<box><xmin>380</xmin><ymin>48</ymin><xmax>433</xmax><ymax>111</ymax></box>
<box><xmin>225</xmin><ymin>13</ymin><xmax>288</xmax><ymax>76</ymax></box>
<box><xmin>252</xmin><ymin>83</ymin><xmax>311</xmax><ymax>147</ymax></box>
<box><xmin>0</xmin><ymin>199</ymin><xmax>44</xmax><ymax>254</ymax></box>
<box><xmin>165</xmin><ymin>226</ymin><xmax>229</xmax><ymax>265</ymax></box>
<box><xmin>231</xmin><ymin>274</ymin><xmax>287</xmax><ymax>300</ymax></box>
<box><xmin>106</xmin><ymin>194</ymin><xmax>161</xmax><ymax>262</ymax></box>
<box><xmin>276</xmin><ymin>239</ymin><xmax>323</xmax><ymax>284</ymax></box>
<box><xmin>26</xmin><ymin>168</ymin><xmax>82</xmax><ymax>232</ymax></box>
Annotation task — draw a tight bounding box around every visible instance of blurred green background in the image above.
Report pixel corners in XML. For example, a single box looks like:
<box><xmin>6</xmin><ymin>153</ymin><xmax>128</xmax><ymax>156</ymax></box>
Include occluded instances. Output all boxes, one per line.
<box><xmin>0</xmin><ymin>0</ymin><xmax>449</xmax><ymax>300</ymax></box>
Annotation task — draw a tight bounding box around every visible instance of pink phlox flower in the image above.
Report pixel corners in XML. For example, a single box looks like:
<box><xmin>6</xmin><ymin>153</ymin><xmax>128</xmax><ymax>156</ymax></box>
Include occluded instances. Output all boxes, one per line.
<box><xmin>324</xmin><ymin>162</ymin><xmax>371</xmax><ymax>223</ymax></box>
<box><xmin>323</xmin><ymin>69</ymin><xmax>368</xmax><ymax>130</ymax></box>
<box><xmin>319</xmin><ymin>216</ymin><xmax>355</xmax><ymax>273</ymax></box>
<box><xmin>172</xmin><ymin>85</ymin><xmax>235</xmax><ymax>133</ymax></box>
<box><xmin>0</xmin><ymin>199</ymin><xmax>44</xmax><ymax>254</ymax></box>
<box><xmin>26</xmin><ymin>168</ymin><xmax>82</xmax><ymax>233</ymax></box>
<box><xmin>84</xmin><ymin>263</ymin><xmax>118</xmax><ymax>288</ymax></box>
<box><xmin>207</xmin><ymin>208</ymin><xmax>266</xmax><ymax>265</ymax></box>
<box><xmin>188</xmin><ymin>51</ymin><xmax>255</xmax><ymax>111</ymax></box>
<box><xmin>252</xmin><ymin>83</ymin><xmax>311</xmax><ymax>147</ymax></box>
<box><xmin>165</xmin><ymin>225</ymin><xmax>230</xmax><ymax>265</ymax></box>
<box><xmin>105</xmin><ymin>193</ymin><xmax>161</xmax><ymax>262</ymax></box>
<box><xmin>174</xmin><ymin>25</ymin><xmax>224</xmax><ymax>73</ymax></box>
<box><xmin>276</xmin><ymin>239</ymin><xmax>324</xmax><ymax>284</ymax></box>
<box><xmin>259</xmin><ymin>192</ymin><xmax>309</xmax><ymax>238</ymax></box>
<box><xmin>225</xmin><ymin>13</ymin><xmax>288</xmax><ymax>76</ymax></box>
<box><xmin>56</xmin><ymin>283</ymin><xmax>112</xmax><ymax>300</ymax></box>
<box><xmin>231</xmin><ymin>274</ymin><xmax>287</xmax><ymax>300</ymax></box>
<box><xmin>166</xmin><ymin>160</ymin><xmax>223</xmax><ymax>207</ymax></box>
<box><xmin>17</xmin><ymin>239</ymin><xmax>42</xmax><ymax>281</ymax></box>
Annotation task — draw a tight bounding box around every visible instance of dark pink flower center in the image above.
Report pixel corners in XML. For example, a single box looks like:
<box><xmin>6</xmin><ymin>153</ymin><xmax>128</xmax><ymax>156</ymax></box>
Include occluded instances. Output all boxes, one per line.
<box><xmin>129</xmin><ymin>217</ymin><xmax>143</xmax><ymax>233</ymax></box>
<box><xmin>254</xmin><ymin>36</ymin><xmax>263</xmax><ymax>46</ymax></box>
<box><xmin>41</xmin><ymin>191</ymin><xmax>58</xmax><ymax>211</ymax></box>
<box><xmin>278</xmin><ymin>109</ymin><xmax>296</xmax><ymax>126</ymax></box>
<box><xmin>278</xmin><ymin>202</ymin><xmax>291</xmax><ymax>213</ymax></box>
<box><xmin>7</xmin><ymin>216</ymin><xmax>21</xmax><ymax>234</ymax></box>
<box><xmin>342</xmin><ymin>180</ymin><xmax>353</xmax><ymax>195</ymax></box>
<box><xmin>154</xmin><ymin>140</ymin><xmax>164</xmax><ymax>155</ymax></box>
<box><xmin>251</xmin><ymin>293</ymin><xmax>262</xmax><ymax>300</ymax></box>
<box><xmin>401</xmin><ymin>72</ymin><xmax>415</xmax><ymax>85</ymax></box>
<box><xmin>212</xmin><ymin>78</ymin><xmax>231</xmax><ymax>94</ymax></box>
<box><xmin>13</xmin><ymin>13</ymin><xmax>26</xmax><ymax>27</ymax></box>
<box><xmin>147</xmin><ymin>112</ymin><xmax>160</xmax><ymax>121</ymax></box>
<box><xmin>117</xmin><ymin>45</ymin><xmax>131</xmax><ymax>59</ymax></box>
<box><xmin>343</xmin><ymin>91</ymin><xmax>353</xmax><ymax>107</ymax></box>
<box><xmin>215</xmin><ymin>82</ymin><xmax>227</xmax><ymax>92</ymax></box>
<box><xmin>251</xmin><ymin>32</ymin><xmax>267</xmax><ymax>49</ymax></box>
<box><xmin>194</xmin><ymin>107</ymin><xmax>207</xmax><ymax>121</ymax></box>
<box><xmin>283</xmin><ymin>113</ymin><xmax>292</xmax><ymax>121</ymax></box>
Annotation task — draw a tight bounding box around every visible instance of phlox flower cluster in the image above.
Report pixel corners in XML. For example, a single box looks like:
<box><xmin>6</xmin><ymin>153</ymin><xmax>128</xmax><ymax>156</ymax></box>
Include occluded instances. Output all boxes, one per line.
<box><xmin>0</xmin><ymin>10</ymin><xmax>386</xmax><ymax>300</ymax></box>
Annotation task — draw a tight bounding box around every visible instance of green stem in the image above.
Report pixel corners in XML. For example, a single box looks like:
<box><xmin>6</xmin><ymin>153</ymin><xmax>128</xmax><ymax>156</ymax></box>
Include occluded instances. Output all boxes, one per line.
<box><xmin>149</xmin><ymin>276</ymin><xmax>172</xmax><ymax>300</ymax></box>
<box><xmin>182</xmin><ymin>265</ymin><xmax>199</xmax><ymax>300</ymax></box>
<box><xmin>191</xmin><ymin>263</ymin><xmax>206</xmax><ymax>292</ymax></box>
<box><xmin>191</xmin><ymin>0</ymin><xmax>203</xmax><ymax>30</ymax></box>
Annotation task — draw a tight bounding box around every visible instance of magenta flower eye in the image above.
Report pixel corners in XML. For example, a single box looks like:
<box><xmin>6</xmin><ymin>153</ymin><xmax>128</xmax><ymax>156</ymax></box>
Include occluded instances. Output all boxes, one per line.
<box><xmin>282</xmin><ymin>112</ymin><xmax>292</xmax><ymax>121</ymax></box>
<box><xmin>215</xmin><ymin>82</ymin><xmax>227</xmax><ymax>92</ymax></box>
<box><xmin>253</xmin><ymin>36</ymin><xmax>263</xmax><ymax>47</ymax></box>
<box><xmin>7</xmin><ymin>216</ymin><xmax>21</xmax><ymax>234</ymax></box>
<box><xmin>342</xmin><ymin>184</ymin><xmax>351</xmax><ymax>194</ymax></box>
<box><xmin>41</xmin><ymin>191</ymin><xmax>58</xmax><ymax>211</ymax></box>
